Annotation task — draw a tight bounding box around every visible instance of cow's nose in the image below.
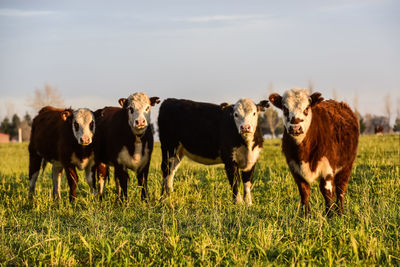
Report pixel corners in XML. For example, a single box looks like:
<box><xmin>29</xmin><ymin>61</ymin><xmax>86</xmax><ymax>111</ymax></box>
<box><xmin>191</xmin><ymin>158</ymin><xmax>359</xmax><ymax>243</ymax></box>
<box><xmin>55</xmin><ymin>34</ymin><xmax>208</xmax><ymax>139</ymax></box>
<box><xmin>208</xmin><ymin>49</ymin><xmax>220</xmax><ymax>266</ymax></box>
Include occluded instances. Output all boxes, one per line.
<box><xmin>80</xmin><ymin>136</ymin><xmax>91</xmax><ymax>145</ymax></box>
<box><xmin>240</xmin><ymin>124</ymin><xmax>251</xmax><ymax>133</ymax></box>
<box><xmin>288</xmin><ymin>125</ymin><xmax>303</xmax><ymax>135</ymax></box>
<box><xmin>135</xmin><ymin>118</ymin><xmax>146</xmax><ymax>127</ymax></box>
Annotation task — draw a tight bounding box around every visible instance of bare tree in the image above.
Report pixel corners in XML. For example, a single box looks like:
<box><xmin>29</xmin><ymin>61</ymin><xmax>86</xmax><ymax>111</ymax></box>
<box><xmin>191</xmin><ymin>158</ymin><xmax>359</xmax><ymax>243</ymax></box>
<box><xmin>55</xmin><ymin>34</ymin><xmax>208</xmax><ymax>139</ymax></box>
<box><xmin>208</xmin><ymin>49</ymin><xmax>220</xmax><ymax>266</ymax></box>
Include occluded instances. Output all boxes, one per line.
<box><xmin>267</xmin><ymin>82</ymin><xmax>274</xmax><ymax>94</ymax></box>
<box><xmin>384</xmin><ymin>93</ymin><xmax>391</xmax><ymax>127</ymax></box>
<box><xmin>353</xmin><ymin>91</ymin><xmax>359</xmax><ymax>113</ymax></box>
<box><xmin>331</xmin><ymin>88</ymin><xmax>338</xmax><ymax>101</ymax></box>
<box><xmin>5</xmin><ymin>101</ymin><xmax>15</xmax><ymax>119</ymax></box>
<box><xmin>259</xmin><ymin>108</ymin><xmax>283</xmax><ymax>138</ymax></box>
<box><xmin>259</xmin><ymin>83</ymin><xmax>284</xmax><ymax>138</ymax></box>
<box><xmin>308</xmin><ymin>79</ymin><xmax>314</xmax><ymax>94</ymax></box>
<box><xmin>27</xmin><ymin>84</ymin><xmax>65</xmax><ymax>113</ymax></box>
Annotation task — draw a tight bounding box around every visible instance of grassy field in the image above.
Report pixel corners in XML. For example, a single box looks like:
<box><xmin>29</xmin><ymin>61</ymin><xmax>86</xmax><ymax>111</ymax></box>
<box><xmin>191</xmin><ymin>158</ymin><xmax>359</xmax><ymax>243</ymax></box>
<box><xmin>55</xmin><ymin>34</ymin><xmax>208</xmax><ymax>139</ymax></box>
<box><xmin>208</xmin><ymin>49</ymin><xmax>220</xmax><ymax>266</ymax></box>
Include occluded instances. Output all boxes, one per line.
<box><xmin>0</xmin><ymin>135</ymin><xmax>399</xmax><ymax>266</ymax></box>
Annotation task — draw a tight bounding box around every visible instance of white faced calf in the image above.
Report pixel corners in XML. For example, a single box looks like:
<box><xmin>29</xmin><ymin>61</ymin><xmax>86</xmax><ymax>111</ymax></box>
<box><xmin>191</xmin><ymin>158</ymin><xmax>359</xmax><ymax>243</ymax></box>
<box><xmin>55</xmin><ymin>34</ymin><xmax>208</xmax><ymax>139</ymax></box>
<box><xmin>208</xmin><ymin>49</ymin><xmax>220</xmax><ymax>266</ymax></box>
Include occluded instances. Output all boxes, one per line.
<box><xmin>28</xmin><ymin>107</ymin><xmax>96</xmax><ymax>201</ymax></box>
<box><xmin>269</xmin><ymin>89</ymin><xmax>359</xmax><ymax>216</ymax></box>
<box><xmin>94</xmin><ymin>93</ymin><xmax>160</xmax><ymax>201</ymax></box>
<box><xmin>158</xmin><ymin>97</ymin><xmax>269</xmax><ymax>204</ymax></box>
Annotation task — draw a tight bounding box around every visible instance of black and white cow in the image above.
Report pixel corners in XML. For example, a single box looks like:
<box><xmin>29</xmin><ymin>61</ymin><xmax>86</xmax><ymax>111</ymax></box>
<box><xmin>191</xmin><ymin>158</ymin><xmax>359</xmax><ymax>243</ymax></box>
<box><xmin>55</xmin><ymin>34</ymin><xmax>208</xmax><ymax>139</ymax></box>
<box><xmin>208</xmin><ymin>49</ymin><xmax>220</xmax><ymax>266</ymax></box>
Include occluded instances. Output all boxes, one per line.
<box><xmin>158</xmin><ymin>98</ymin><xmax>269</xmax><ymax>204</ymax></box>
<box><xmin>93</xmin><ymin>92</ymin><xmax>160</xmax><ymax>200</ymax></box>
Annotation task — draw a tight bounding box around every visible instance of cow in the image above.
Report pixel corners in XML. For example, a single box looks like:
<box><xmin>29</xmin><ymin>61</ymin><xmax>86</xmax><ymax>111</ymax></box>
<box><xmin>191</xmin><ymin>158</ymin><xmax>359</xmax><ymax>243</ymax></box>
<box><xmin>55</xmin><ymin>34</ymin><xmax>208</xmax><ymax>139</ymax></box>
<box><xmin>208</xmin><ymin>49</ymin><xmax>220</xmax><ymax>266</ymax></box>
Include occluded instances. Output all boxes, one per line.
<box><xmin>374</xmin><ymin>125</ymin><xmax>384</xmax><ymax>135</ymax></box>
<box><xmin>28</xmin><ymin>106</ymin><xmax>97</xmax><ymax>201</ymax></box>
<box><xmin>158</xmin><ymin>98</ymin><xmax>269</xmax><ymax>204</ymax></box>
<box><xmin>93</xmin><ymin>92</ymin><xmax>160</xmax><ymax>201</ymax></box>
<box><xmin>269</xmin><ymin>88</ymin><xmax>359</xmax><ymax>216</ymax></box>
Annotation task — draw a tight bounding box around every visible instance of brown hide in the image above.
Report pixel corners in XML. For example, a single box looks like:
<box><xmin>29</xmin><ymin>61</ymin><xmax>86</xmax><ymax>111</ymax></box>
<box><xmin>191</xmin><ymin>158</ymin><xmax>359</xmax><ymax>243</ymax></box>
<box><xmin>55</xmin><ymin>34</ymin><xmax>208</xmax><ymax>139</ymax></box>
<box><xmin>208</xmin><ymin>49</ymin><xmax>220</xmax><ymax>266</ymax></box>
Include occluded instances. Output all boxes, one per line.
<box><xmin>282</xmin><ymin>100</ymin><xmax>359</xmax><ymax>173</ymax></box>
<box><xmin>29</xmin><ymin>107</ymin><xmax>93</xmax><ymax>166</ymax></box>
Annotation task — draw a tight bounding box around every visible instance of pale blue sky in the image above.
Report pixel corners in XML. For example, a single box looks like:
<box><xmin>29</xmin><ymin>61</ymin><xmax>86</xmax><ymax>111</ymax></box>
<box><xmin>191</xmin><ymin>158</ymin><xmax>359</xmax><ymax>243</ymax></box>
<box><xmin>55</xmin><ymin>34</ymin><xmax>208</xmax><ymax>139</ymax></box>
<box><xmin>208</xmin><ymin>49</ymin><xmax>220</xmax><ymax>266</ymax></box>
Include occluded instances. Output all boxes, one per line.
<box><xmin>0</xmin><ymin>0</ymin><xmax>399</xmax><ymax>121</ymax></box>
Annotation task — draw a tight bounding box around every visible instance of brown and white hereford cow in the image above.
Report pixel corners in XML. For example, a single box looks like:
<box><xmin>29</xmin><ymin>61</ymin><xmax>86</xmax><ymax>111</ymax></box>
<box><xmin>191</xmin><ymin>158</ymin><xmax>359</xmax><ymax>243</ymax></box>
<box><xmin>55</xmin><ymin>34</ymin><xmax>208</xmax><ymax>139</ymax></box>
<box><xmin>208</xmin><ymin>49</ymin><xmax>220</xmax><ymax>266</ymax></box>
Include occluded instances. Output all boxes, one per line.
<box><xmin>269</xmin><ymin>89</ymin><xmax>359</xmax><ymax>216</ymax></box>
<box><xmin>93</xmin><ymin>92</ymin><xmax>160</xmax><ymax>201</ymax></box>
<box><xmin>28</xmin><ymin>106</ymin><xmax>97</xmax><ymax>201</ymax></box>
<box><xmin>158</xmin><ymin>98</ymin><xmax>269</xmax><ymax>204</ymax></box>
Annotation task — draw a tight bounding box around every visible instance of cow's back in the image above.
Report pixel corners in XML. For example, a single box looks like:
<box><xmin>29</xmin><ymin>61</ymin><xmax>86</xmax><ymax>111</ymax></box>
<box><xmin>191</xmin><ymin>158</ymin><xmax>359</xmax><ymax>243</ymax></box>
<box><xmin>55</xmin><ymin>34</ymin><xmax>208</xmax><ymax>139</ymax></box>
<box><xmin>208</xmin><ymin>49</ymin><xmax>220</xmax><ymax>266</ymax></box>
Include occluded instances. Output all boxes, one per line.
<box><xmin>292</xmin><ymin>100</ymin><xmax>359</xmax><ymax>171</ymax></box>
<box><xmin>29</xmin><ymin>107</ymin><xmax>68</xmax><ymax>161</ymax></box>
<box><xmin>158</xmin><ymin>98</ymin><xmax>227</xmax><ymax>157</ymax></box>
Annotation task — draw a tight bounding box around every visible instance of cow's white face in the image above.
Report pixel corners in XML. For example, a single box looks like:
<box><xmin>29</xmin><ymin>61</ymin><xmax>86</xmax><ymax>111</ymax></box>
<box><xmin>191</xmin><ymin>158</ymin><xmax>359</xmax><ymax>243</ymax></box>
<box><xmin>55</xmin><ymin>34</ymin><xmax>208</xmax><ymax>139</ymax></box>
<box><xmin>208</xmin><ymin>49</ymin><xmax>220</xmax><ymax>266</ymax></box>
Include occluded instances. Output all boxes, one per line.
<box><xmin>269</xmin><ymin>88</ymin><xmax>324</xmax><ymax>144</ymax></box>
<box><xmin>72</xmin><ymin>108</ymin><xmax>95</xmax><ymax>146</ymax></box>
<box><xmin>119</xmin><ymin>93</ymin><xmax>160</xmax><ymax>136</ymax></box>
<box><xmin>281</xmin><ymin>89</ymin><xmax>312</xmax><ymax>140</ymax></box>
<box><xmin>233</xmin><ymin>98</ymin><xmax>259</xmax><ymax>138</ymax></box>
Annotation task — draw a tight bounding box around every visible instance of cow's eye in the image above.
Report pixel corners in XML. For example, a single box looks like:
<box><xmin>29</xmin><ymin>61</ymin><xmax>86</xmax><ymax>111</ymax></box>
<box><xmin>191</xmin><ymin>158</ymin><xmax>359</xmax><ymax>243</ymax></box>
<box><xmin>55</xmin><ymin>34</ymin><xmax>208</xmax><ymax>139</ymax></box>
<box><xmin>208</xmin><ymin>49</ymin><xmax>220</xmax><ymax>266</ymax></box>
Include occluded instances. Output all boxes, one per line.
<box><xmin>303</xmin><ymin>106</ymin><xmax>309</xmax><ymax>116</ymax></box>
<box><xmin>73</xmin><ymin>122</ymin><xmax>79</xmax><ymax>131</ymax></box>
<box><xmin>89</xmin><ymin>121</ymin><xmax>94</xmax><ymax>131</ymax></box>
<box><xmin>146</xmin><ymin>106</ymin><xmax>150</xmax><ymax>112</ymax></box>
<box><xmin>283</xmin><ymin>107</ymin><xmax>289</xmax><ymax>117</ymax></box>
<box><xmin>253</xmin><ymin>112</ymin><xmax>256</xmax><ymax>116</ymax></box>
<box><xmin>129</xmin><ymin>107</ymin><xmax>134</xmax><ymax>114</ymax></box>
<box><xmin>234</xmin><ymin>113</ymin><xmax>238</xmax><ymax>118</ymax></box>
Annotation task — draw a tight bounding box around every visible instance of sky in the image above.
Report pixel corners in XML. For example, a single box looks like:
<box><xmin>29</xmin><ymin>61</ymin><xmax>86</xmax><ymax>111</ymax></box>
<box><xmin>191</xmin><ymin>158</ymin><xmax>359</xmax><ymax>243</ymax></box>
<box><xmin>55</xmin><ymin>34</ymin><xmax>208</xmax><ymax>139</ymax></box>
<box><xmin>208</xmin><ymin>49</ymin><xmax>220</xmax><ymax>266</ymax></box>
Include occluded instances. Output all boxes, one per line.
<box><xmin>0</xmin><ymin>0</ymin><xmax>399</xmax><ymax>124</ymax></box>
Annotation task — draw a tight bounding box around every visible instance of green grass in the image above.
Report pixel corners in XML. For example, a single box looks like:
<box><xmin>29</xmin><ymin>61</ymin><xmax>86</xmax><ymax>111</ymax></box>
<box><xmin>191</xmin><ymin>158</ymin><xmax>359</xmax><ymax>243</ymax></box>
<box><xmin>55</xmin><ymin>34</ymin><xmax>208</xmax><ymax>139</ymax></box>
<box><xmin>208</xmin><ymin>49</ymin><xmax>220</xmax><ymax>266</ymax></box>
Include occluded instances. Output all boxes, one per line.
<box><xmin>0</xmin><ymin>135</ymin><xmax>399</xmax><ymax>266</ymax></box>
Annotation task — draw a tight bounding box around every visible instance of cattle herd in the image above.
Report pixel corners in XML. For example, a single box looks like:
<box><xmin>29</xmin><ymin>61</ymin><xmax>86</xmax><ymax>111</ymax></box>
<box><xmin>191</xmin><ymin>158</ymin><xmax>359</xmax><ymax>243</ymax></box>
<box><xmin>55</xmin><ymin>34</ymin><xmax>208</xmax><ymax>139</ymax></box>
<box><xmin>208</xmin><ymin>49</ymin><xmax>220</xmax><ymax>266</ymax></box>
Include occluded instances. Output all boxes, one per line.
<box><xmin>28</xmin><ymin>89</ymin><xmax>359</xmax><ymax>216</ymax></box>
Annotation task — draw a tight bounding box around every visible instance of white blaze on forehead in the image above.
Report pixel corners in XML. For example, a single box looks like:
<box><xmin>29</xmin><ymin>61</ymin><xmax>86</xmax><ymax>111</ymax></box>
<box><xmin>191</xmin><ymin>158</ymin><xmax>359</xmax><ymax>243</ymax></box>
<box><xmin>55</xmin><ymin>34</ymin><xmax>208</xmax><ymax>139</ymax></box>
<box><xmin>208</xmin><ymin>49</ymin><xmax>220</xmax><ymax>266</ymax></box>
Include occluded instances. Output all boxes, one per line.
<box><xmin>125</xmin><ymin>92</ymin><xmax>152</xmax><ymax>133</ymax></box>
<box><xmin>72</xmin><ymin>108</ymin><xmax>94</xmax><ymax>144</ymax></box>
<box><xmin>282</xmin><ymin>88</ymin><xmax>312</xmax><ymax>143</ymax></box>
<box><xmin>282</xmin><ymin>88</ymin><xmax>310</xmax><ymax>118</ymax></box>
<box><xmin>233</xmin><ymin>98</ymin><xmax>258</xmax><ymax>134</ymax></box>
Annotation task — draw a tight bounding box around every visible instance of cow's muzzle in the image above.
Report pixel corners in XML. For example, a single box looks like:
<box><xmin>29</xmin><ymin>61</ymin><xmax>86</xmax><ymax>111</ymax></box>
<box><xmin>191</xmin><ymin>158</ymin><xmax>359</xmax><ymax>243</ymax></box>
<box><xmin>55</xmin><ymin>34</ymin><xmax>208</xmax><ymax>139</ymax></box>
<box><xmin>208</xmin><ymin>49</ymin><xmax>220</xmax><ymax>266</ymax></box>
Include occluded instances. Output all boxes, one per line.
<box><xmin>240</xmin><ymin>124</ymin><xmax>252</xmax><ymax>134</ymax></box>
<box><xmin>135</xmin><ymin>118</ymin><xmax>147</xmax><ymax>129</ymax></box>
<box><xmin>80</xmin><ymin>136</ymin><xmax>92</xmax><ymax>146</ymax></box>
<box><xmin>288</xmin><ymin>125</ymin><xmax>303</xmax><ymax>136</ymax></box>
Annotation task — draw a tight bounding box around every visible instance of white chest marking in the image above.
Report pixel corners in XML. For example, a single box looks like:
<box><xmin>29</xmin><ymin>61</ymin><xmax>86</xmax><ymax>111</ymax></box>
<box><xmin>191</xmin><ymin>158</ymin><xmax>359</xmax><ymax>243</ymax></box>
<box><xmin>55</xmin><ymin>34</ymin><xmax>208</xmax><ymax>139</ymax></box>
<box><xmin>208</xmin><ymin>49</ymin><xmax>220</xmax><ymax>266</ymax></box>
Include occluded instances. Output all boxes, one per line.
<box><xmin>232</xmin><ymin>144</ymin><xmax>261</xmax><ymax>172</ymax></box>
<box><xmin>289</xmin><ymin>156</ymin><xmax>340</xmax><ymax>184</ymax></box>
<box><xmin>117</xmin><ymin>141</ymin><xmax>149</xmax><ymax>171</ymax></box>
<box><xmin>71</xmin><ymin>152</ymin><xmax>94</xmax><ymax>170</ymax></box>
<box><xmin>325</xmin><ymin>180</ymin><xmax>333</xmax><ymax>192</ymax></box>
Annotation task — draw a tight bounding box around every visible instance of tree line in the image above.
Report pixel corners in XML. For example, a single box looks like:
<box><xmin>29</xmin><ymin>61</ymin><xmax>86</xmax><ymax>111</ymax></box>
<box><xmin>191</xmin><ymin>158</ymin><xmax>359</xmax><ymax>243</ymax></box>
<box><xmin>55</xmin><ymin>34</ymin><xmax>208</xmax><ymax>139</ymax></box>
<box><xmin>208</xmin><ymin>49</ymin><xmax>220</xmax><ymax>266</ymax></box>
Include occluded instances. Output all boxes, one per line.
<box><xmin>1</xmin><ymin>84</ymin><xmax>399</xmax><ymax>141</ymax></box>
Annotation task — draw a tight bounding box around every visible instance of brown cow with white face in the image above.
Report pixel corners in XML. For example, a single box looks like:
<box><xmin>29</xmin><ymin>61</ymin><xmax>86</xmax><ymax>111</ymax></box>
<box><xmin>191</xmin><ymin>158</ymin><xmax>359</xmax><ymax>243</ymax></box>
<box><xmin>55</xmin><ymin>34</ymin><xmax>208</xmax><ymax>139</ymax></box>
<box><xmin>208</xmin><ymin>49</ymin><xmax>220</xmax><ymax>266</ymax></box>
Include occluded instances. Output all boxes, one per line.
<box><xmin>269</xmin><ymin>89</ymin><xmax>359</xmax><ymax>216</ymax></box>
<box><xmin>93</xmin><ymin>92</ymin><xmax>160</xmax><ymax>201</ymax></box>
<box><xmin>28</xmin><ymin>106</ymin><xmax>97</xmax><ymax>201</ymax></box>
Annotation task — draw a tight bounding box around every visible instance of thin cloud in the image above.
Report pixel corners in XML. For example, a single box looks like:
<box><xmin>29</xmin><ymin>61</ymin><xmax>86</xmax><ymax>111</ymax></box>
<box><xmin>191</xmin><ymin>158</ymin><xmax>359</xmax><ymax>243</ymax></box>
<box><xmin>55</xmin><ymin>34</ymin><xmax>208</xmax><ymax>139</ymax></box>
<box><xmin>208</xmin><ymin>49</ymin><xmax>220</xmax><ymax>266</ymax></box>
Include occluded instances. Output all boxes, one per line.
<box><xmin>173</xmin><ymin>15</ymin><xmax>264</xmax><ymax>23</ymax></box>
<box><xmin>0</xmin><ymin>8</ymin><xmax>57</xmax><ymax>17</ymax></box>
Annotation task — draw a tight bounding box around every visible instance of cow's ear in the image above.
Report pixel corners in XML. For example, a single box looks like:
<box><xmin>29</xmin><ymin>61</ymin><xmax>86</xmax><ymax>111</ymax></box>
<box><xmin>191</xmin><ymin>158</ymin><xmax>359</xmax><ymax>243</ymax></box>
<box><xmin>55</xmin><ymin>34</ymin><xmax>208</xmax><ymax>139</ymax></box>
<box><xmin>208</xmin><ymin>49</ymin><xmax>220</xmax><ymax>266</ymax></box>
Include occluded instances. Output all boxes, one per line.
<box><xmin>220</xmin><ymin>102</ymin><xmax>230</xmax><ymax>110</ymax></box>
<box><xmin>94</xmin><ymin>109</ymin><xmax>104</xmax><ymax>120</ymax></box>
<box><xmin>256</xmin><ymin>100</ymin><xmax>269</xmax><ymax>112</ymax></box>
<box><xmin>269</xmin><ymin>93</ymin><xmax>283</xmax><ymax>109</ymax></box>
<box><xmin>310</xmin><ymin>92</ymin><xmax>324</xmax><ymax>106</ymax></box>
<box><xmin>150</xmin><ymin>97</ymin><xmax>160</xmax><ymax>106</ymax></box>
<box><xmin>118</xmin><ymin>98</ymin><xmax>127</xmax><ymax>108</ymax></box>
<box><xmin>61</xmin><ymin>110</ymin><xmax>72</xmax><ymax>121</ymax></box>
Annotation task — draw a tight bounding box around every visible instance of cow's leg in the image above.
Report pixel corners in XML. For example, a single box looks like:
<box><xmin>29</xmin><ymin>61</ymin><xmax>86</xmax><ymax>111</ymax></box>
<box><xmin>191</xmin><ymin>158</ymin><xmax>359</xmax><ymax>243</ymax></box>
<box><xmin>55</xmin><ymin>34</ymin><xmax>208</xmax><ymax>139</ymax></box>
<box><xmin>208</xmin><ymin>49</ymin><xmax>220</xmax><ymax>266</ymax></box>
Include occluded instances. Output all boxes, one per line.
<box><xmin>319</xmin><ymin>174</ymin><xmax>335</xmax><ymax>217</ymax></box>
<box><xmin>224</xmin><ymin>161</ymin><xmax>242</xmax><ymax>204</ymax></box>
<box><xmin>161</xmin><ymin>144</ymin><xmax>182</xmax><ymax>195</ymax></box>
<box><xmin>294</xmin><ymin>174</ymin><xmax>311</xmax><ymax>216</ymax></box>
<box><xmin>65</xmin><ymin>166</ymin><xmax>79</xmax><ymax>202</ymax></box>
<box><xmin>84</xmin><ymin>160</ymin><xmax>96</xmax><ymax>195</ymax></box>
<box><xmin>334</xmin><ymin>165</ymin><xmax>352</xmax><ymax>215</ymax></box>
<box><xmin>28</xmin><ymin>152</ymin><xmax>42</xmax><ymax>198</ymax></box>
<box><xmin>52</xmin><ymin>163</ymin><xmax>63</xmax><ymax>200</ymax></box>
<box><xmin>96</xmin><ymin>163</ymin><xmax>107</xmax><ymax>200</ymax></box>
<box><xmin>241</xmin><ymin>166</ymin><xmax>255</xmax><ymax>205</ymax></box>
<box><xmin>115</xmin><ymin>165</ymin><xmax>129</xmax><ymax>201</ymax></box>
<box><xmin>137</xmin><ymin>162</ymin><xmax>150</xmax><ymax>201</ymax></box>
